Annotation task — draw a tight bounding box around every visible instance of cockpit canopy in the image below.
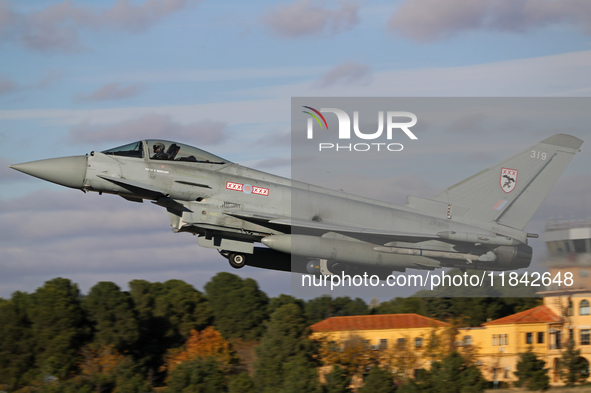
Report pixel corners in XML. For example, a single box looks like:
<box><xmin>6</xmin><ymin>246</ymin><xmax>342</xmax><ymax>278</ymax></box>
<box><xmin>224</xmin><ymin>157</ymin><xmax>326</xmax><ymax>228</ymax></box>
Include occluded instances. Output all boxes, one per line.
<box><xmin>101</xmin><ymin>140</ymin><xmax>229</xmax><ymax>164</ymax></box>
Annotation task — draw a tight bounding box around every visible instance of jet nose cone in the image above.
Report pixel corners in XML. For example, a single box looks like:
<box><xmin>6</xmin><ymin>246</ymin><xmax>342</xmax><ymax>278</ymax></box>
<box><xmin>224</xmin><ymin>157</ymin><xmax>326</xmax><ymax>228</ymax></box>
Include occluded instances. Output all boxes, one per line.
<box><xmin>10</xmin><ymin>155</ymin><xmax>88</xmax><ymax>189</ymax></box>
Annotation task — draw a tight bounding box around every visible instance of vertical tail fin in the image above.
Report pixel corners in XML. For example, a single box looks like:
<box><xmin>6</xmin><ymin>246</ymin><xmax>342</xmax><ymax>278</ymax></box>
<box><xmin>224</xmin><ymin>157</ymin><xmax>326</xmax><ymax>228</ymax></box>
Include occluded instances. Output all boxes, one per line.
<box><xmin>429</xmin><ymin>134</ymin><xmax>583</xmax><ymax>230</ymax></box>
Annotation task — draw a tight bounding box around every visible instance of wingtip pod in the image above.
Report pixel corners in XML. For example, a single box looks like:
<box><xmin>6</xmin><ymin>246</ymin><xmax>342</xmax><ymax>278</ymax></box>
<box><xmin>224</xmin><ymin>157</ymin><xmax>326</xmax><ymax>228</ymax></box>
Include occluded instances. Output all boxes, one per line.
<box><xmin>541</xmin><ymin>134</ymin><xmax>583</xmax><ymax>151</ymax></box>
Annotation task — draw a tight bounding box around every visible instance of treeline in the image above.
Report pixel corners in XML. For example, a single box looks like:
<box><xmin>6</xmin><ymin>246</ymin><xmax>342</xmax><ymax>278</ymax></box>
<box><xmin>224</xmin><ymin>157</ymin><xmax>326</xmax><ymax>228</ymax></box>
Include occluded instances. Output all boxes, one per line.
<box><xmin>0</xmin><ymin>271</ymin><xmax>541</xmax><ymax>392</ymax></box>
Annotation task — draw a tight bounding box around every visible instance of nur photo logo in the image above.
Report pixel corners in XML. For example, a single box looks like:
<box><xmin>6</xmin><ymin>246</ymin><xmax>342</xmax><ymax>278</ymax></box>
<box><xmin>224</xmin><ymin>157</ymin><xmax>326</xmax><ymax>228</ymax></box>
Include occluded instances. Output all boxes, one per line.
<box><xmin>302</xmin><ymin>105</ymin><xmax>418</xmax><ymax>152</ymax></box>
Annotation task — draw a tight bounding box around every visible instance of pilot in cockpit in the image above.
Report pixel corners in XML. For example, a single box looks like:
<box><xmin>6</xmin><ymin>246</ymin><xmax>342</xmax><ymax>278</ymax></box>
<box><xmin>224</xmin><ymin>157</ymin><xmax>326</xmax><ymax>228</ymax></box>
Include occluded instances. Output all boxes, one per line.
<box><xmin>152</xmin><ymin>142</ymin><xmax>168</xmax><ymax>159</ymax></box>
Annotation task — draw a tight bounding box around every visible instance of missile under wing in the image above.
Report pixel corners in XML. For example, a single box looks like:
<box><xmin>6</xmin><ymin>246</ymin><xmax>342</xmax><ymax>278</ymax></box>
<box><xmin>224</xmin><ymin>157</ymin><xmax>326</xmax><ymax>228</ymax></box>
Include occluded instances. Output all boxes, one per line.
<box><xmin>10</xmin><ymin>134</ymin><xmax>583</xmax><ymax>278</ymax></box>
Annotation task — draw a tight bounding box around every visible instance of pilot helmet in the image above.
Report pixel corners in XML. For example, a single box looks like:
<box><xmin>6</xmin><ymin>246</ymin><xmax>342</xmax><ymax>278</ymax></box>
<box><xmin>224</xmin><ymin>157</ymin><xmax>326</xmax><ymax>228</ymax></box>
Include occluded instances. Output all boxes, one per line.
<box><xmin>153</xmin><ymin>142</ymin><xmax>165</xmax><ymax>152</ymax></box>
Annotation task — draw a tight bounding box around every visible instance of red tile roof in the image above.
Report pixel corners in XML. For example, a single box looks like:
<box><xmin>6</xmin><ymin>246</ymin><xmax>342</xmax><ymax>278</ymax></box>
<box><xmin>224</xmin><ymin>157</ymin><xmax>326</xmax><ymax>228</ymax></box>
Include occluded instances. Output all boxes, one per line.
<box><xmin>483</xmin><ymin>305</ymin><xmax>561</xmax><ymax>326</ymax></box>
<box><xmin>310</xmin><ymin>314</ymin><xmax>449</xmax><ymax>332</ymax></box>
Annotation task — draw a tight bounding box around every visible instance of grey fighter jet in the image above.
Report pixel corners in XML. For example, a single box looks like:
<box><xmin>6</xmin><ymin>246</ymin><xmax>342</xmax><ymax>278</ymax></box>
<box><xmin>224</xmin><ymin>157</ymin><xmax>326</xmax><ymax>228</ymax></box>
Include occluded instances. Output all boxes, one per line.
<box><xmin>10</xmin><ymin>134</ymin><xmax>583</xmax><ymax>278</ymax></box>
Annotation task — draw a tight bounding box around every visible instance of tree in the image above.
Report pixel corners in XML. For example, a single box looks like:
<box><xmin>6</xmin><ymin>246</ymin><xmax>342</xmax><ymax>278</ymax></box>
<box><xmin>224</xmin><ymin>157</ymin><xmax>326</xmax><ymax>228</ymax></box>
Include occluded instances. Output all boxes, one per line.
<box><xmin>0</xmin><ymin>291</ymin><xmax>35</xmax><ymax>390</ymax></box>
<box><xmin>373</xmin><ymin>297</ymin><xmax>425</xmax><ymax>316</ymax></box>
<box><xmin>399</xmin><ymin>351</ymin><xmax>484</xmax><ymax>393</ymax></box>
<box><xmin>382</xmin><ymin>334</ymin><xmax>420</xmax><ymax>383</ymax></box>
<box><xmin>268</xmin><ymin>294</ymin><xmax>305</xmax><ymax>316</ymax></box>
<box><xmin>205</xmin><ymin>273</ymin><xmax>269</xmax><ymax>341</ymax></box>
<box><xmin>423</xmin><ymin>323</ymin><xmax>458</xmax><ymax>361</ymax></box>
<box><xmin>318</xmin><ymin>334</ymin><xmax>380</xmax><ymax>380</ymax></box>
<box><xmin>129</xmin><ymin>279</ymin><xmax>212</xmax><ymax>379</ymax></box>
<box><xmin>27</xmin><ymin>278</ymin><xmax>89</xmax><ymax>380</ymax></box>
<box><xmin>73</xmin><ymin>344</ymin><xmax>152</xmax><ymax>393</ymax></box>
<box><xmin>254</xmin><ymin>303</ymin><xmax>318</xmax><ymax>393</ymax></box>
<box><xmin>557</xmin><ymin>337</ymin><xmax>587</xmax><ymax>386</ymax></box>
<box><xmin>163</xmin><ymin>326</ymin><xmax>237</xmax><ymax>373</ymax></box>
<box><xmin>305</xmin><ymin>296</ymin><xmax>368</xmax><ymax>325</ymax></box>
<box><xmin>155</xmin><ymin>280</ymin><xmax>213</xmax><ymax>339</ymax></box>
<box><xmin>228</xmin><ymin>372</ymin><xmax>256</xmax><ymax>393</ymax></box>
<box><xmin>282</xmin><ymin>355</ymin><xmax>322</xmax><ymax>393</ymax></box>
<box><xmin>397</xmin><ymin>369</ymin><xmax>432</xmax><ymax>393</ymax></box>
<box><xmin>514</xmin><ymin>347</ymin><xmax>549</xmax><ymax>391</ymax></box>
<box><xmin>323</xmin><ymin>365</ymin><xmax>351</xmax><ymax>393</ymax></box>
<box><xmin>165</xmin><ymin>356</ymin><xmax>227</xmax><ymax>393</ymax></box>
<box><xmin>358</xmin><ymin>366</ymin><xmax>396</xmax><ymax>393</ymax></box>
<box><xmin>333</xmin><ymin>297</ymin><xmax>369</xmax><ymax>318</ymax></box>
<box><xmin>129</xmin><ymin>279</ymin><xmax>212</xmax><ymax>341</ymax></box>
<box><xmin>82</xmin><ymin>281</ymin><xmax>140</xmax><ymax>352</ymax></box>
<box><xmin>431</xmin><ymin>351</ymin><xmax>484</xmax><ymax>393</ymax></box>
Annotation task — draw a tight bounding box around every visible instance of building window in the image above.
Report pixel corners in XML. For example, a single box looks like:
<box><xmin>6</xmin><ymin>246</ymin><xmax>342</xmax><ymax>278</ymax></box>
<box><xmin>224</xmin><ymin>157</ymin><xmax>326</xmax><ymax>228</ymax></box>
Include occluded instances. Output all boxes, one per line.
<box><xmin>415</xmin><ymin>337</ymin><xmax>422</xmax><ymax>348</ymax></box>
<box><xmin>328</xmin><ymin>341</ymin><xmax>340</xmax><ymax>352</ymax></box>
<box><xmin>380</xmin><ymin>339</ymin><xmax>388</xmax><ymax>350</ymax></box>
<box><xmin>567</xmin><ymin>301</ymin><xmax>573</xmax><ymax>316</ymax></box>
<box><xmin>493</xmin><ymin>334</ymin><xmax>508</xmax><ymax>346</ymax></box>
<box><xmin>463</xmin><ymin>335</ymin><xmax>472</xmax><ymax>346</ymax></box>
<box><xmin>570</xmin><ymin>329</ymin><xmax>575</xmax><ymax>344</ymax></box>
<box><xmin>537</xmin><ymin>332</ymin><xmax>544</xmax><ymax>344</ymax></box>
<box><xmin>526</xmin><ymin>332</ymin><xmax>533</xmax><ymax>345</ymax></box>
<box><xmin>581</xmin><ymin>300</ymin><xmax>590</xmax><ymax>316</ymax></box>
<box><xmin>362</xmin><ymin>340</ymin><xmax>370</xmax><ymax>350</ymax></box>
<box><xmin>396</xmin><ymin>338</ymin><xmax>406</xmax><ymax>349</ymax></box>
<box><xmin>574</xmin><ymin>239</ymin><xmax>588</xmax><ymax>253</ymax></box>
<box><xmin>581</xmin><ymin>329</ymin><xmax>590</xmax><ymax>345</ymax></box>
<box><xmin>556</xmin><ymin>241</ymin><xmax>564</xmax><ymax>253</ymax></box>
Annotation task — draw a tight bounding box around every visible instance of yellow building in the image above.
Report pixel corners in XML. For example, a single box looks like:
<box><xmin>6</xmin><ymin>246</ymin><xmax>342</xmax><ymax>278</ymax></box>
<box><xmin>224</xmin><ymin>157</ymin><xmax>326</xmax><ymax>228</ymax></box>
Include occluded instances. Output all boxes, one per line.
<box><xmin>542</xmin><ymin>289</ymin><xmax>591</xmax><ymax>384</ymax></box>
<box><xmin>310</xmin><ymin>313</ymin><xmax>450</xmax><ymax>383</ymax></box>
<box><xmin>464</xmin><ymin>304</ymin><xmax>561</xmax><ymax>385</ymax></box>
<box><xmin>475</xmin><ymin>290</ymin><xmax>591</xmax><ymax>385</ymax></box>
<box><xmin>309</xmin><ymin>300</ymin><xmax>591</xmax><ymax>387</ymax></box>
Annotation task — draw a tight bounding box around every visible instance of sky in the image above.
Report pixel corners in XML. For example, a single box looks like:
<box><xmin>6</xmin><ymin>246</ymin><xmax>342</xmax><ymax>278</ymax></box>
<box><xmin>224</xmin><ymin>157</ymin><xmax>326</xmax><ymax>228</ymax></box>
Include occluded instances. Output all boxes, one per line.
<box><xmin>1</xmin><ymin>0</ymin><xmax>591</xmax><ymax>300</ymax></box>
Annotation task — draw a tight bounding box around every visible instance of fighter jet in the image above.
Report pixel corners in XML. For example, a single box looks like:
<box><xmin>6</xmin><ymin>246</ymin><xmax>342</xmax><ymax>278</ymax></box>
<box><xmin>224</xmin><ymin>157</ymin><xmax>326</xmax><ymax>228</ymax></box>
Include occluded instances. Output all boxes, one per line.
<box><xmin>10</xmin><ymin>134</ymin><xmax>583</xmax><ymax>278</ymax></box>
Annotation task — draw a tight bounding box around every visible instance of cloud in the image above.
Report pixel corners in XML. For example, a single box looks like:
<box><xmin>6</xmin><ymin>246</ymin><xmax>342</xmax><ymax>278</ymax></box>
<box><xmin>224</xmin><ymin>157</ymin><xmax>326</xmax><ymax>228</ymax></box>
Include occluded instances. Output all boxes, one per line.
<box><xmin>263</xmin><ymin>0</ymin><xmax>358</xmax><ymax>38</ymax></box>
<box><xmin>0</xmin><ymin>70</ymin><xmax>62</xmax><ymax>94</ymax></box>
<box><xmin>0</xmin><ymin>0</ymin><xmax>201</xmax><ymax>52</ymax></box>
<box><xmin>388</xmin><ymin>0</ymin><xmax>591</xmax><ymax>41</ymax></box>
<box><xmin>68</xmin><ymin>113</ymin><xmax>228</xmax><ymax>146</ymax></box>
<box><xmin>96</xmin><ymin>0</ymin><xmax>196</xmax><ymax>32</ymax></box>
<box><xmin>0</xmin><ymin>98</ymin><xmax>286</xmax><ymax>128</ymax></box>
<box><xmin>0</xmin><ymin>189</ymin><xmax>291</xmax><ymax>298</ymax></box>
<box><xmin>314</xmin><ymin>62</ymin><xmax>372</xmax><ymax>88</ymax></box>
<box><xmin>0</xmin><ymin>190</ymin><xmax>204</xmax><ymax>293</ymax></box>
<box><xmin>241</xmin><ymin>50</ymin><xmax>591</xmax><ymax>97</ymax></box>
<box><xmin>0</xmin><ymin>74</ymin><xmax>17</xmax><ymax>95</ymax></box>
<box><xmin>77</xmin><ymin>82</ymin><xmax>144</xmax><ymax>102</ymax></box>
<box><xmin>35</xmin><ymin>69</ymin><xmax>64</xmax><ymax>89</ymax></box>
<box><xmin>2</xmin><ymin>199</ymin><xmax>161</xmax><ymax>243</ymax></box>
